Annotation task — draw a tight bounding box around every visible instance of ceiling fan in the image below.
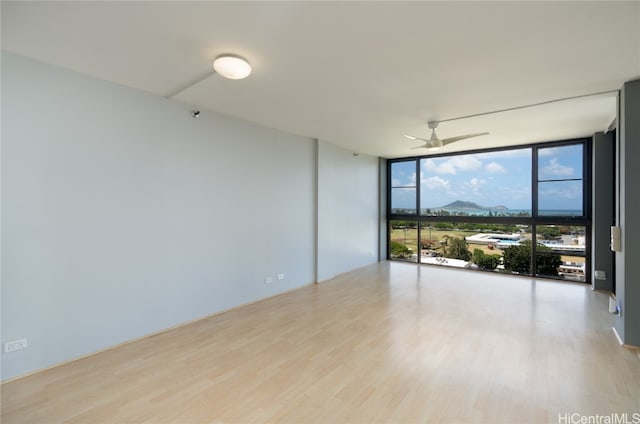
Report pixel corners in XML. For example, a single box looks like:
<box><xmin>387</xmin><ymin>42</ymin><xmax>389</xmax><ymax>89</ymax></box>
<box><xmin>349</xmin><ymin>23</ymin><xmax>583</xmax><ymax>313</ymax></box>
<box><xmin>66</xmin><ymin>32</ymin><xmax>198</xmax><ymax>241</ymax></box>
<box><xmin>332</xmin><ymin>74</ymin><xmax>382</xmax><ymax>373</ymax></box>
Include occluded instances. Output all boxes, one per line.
<box><xmin>405</xmin><ymin>121</ymin><xmax>489</xmax><ymax>151</ymax></box>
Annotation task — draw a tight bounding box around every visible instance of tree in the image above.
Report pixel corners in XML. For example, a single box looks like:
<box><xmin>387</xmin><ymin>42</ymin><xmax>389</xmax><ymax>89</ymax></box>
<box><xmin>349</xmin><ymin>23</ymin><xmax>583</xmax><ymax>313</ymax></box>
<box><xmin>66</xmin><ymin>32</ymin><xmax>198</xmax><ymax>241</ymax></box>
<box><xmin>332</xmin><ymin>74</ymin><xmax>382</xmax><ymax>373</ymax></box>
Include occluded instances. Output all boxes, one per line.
<box><xmin>538</xmin><ymin>226</ymin><xmax>562</xmax><ymax>240</ymax></box>
<box><xmin>502</xmin><ymin>240</ymin><xmax>562</xmax><ymax>275</ymax></box>
<box><xmin>472</xmin><ymin>249</ymin><xmax>501</xmax><ymax>271</ymax></box>
<box><xmin>434</xmin><ymin>222</ymin><xmax>454</xmax><ymax>230</ymax></box>
<box><xmin>502</xmin><ymin>242</ymin><xmax>531</xmax><ymax>273</ymax></box>
<box><xmin>537</xmin><ymin>250</ymin><xmax>563</xmax><ymax>276</ymax></box>
<box><xmin>390</xmin><ymin>241</ymin><xmax>412</xmax><ymax>259</ymax></box>
<box><xmin>445</xmin><ymin>237</ymin><xmax>471</xmax><ymax>261</ymax></box>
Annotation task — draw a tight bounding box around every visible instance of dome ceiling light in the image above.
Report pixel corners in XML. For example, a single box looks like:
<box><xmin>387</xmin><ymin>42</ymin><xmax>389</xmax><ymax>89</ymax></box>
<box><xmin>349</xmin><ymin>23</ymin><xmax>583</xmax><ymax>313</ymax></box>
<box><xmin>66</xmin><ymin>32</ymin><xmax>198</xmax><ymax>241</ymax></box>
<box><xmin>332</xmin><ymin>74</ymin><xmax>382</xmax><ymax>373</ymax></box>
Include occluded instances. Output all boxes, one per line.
<box><xmin>165</xmin><ymin>53</ymin><xmax>252</xmax><ymax>100</ymax></box>
<box><xmin>213</xmin><ymin>55</ymin><xmax>252</xmax><ymax>80</ymax></box>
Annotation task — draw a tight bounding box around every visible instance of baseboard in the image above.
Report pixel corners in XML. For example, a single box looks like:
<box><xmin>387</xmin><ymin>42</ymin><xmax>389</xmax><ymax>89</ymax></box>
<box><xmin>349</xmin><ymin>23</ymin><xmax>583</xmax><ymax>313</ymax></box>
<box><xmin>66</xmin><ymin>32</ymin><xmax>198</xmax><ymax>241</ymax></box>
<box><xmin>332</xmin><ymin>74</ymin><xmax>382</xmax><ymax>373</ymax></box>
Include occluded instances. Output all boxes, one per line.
<box><xmin>612</xmin><ymin>327</ymin><xmax>640</xmax><ymax>350</ymax></box>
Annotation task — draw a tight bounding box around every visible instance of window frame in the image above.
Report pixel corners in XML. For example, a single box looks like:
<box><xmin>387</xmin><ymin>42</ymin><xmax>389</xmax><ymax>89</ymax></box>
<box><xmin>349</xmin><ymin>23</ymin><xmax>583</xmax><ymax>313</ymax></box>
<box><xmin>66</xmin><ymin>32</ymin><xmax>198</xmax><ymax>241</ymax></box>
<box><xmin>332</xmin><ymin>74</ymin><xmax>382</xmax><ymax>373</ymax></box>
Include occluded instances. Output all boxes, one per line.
<box><xmin>389</xmin><ymin>159</ymin><xmax>420</xmax><ymax>215</ymax></box>
<box><xmin>387</xmin><ymin>138</ymin><xmax>592</xmax><ymax>282</ymax></box>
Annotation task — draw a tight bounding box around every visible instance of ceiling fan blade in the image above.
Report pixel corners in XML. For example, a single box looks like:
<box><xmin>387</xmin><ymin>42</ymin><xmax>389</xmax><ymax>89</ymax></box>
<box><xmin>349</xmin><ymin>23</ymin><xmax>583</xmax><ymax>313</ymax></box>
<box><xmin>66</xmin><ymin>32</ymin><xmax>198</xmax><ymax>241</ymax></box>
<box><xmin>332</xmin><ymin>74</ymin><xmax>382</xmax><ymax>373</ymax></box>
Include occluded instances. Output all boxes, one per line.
<box><xmin>411</xmin><ymin>142</ymin><xmax>442</xmax><ymax>150</ymax></box>
<box><xmin>441</xmin><ymin>132</ymin><xmax>489</xmax><ymax>145</ymax></box>
<box><xmin>405</xmin><ymin>134</ymin><xmax>431</xmax><ymax>143</ymax></box>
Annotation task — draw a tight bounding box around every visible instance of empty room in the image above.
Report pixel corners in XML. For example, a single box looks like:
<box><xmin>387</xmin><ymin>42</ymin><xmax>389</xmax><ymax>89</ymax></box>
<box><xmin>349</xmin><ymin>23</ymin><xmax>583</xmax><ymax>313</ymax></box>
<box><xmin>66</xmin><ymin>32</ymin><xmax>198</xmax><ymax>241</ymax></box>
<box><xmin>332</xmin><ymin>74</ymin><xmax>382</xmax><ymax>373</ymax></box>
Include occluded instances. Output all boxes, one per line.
<box><xmin>1</xmin><ymin>2</ymin><xmax>639</xmax><ymax>423</ymax></box>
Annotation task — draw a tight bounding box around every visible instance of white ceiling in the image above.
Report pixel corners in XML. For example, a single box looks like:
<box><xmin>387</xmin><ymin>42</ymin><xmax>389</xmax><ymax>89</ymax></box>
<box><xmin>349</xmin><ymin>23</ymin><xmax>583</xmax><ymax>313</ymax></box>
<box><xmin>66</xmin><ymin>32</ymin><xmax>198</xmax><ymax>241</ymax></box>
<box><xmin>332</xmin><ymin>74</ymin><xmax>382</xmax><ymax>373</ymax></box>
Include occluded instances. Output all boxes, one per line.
<box><xmin>2</xmin><ymin>1</ymin><xmax>639</xmax><ymax>158</ymax></box>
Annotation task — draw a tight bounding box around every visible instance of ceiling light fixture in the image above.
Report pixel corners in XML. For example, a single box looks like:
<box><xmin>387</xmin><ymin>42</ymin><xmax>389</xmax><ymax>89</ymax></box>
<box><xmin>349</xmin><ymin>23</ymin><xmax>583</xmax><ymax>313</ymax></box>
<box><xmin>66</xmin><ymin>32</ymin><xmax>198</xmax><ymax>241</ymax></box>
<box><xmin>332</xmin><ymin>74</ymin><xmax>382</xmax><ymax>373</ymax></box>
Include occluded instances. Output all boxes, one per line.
<box><xmin>213</xmin><ymin>55</ymin><xmax>252</xmax><ymax>80</ymax></box>
<box><xmin>165</xmin><ymin>53</ymin><xmax>253</xmax><ymax>98</ymax></box>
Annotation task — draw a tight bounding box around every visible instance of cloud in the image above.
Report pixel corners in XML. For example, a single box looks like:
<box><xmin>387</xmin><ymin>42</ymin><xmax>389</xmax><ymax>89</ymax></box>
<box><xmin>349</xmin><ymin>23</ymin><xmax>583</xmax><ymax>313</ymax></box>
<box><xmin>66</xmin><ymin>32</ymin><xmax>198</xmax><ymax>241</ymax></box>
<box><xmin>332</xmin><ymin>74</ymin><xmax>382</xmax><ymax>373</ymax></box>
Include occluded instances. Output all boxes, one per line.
<box><xmin>391</xmin><ymin>173</ymin><xmax>416</xmax><ymax>187</ymax></box>
<box><xmin>541</xmin><ymin>158</ymin><xmax>573</xmax><ymax>178</ymax></box>
<box><xmin>422</xmin><ymin>176</ymin><xmax>450</xmax><ymax>190</ymax></box>
<box><xmin>538</xmin><ymin>149</ymin><xmax>555</xmax><ymax>157</ymax></box>
<box><xmin>501</xmin><ymin>185</ymin><xmax>530</xmax><ymax>196</ymax></box>
<box><xmin>424</xmin><ymin>159</ymin><xmax>455</xmax><ymax>175</ymax></box>
<box><xmin>468</xmin><ymin>177</ymin><xmax>485</xmax><ymax>187</ymax></box>
<box><xmin>538</xmin><ymin>182</ymin><xmax>582</xmax><ymax>210</ymax></box>
<box><xmin>423</xmin><ymin>155</ymin><xmax>482</xmax><ymax>175</ymax></box>
<box><xmin>539</xmin><ymin>181</ymin><xmax>581</xmax><ymax>199</ymax></box>
<box><xmin>485</xmin><ymin>161</ymin><xmax>507</xmax><ymax>174</ymax></box>
<box><xmin>450</xmin><ymin>155</ymin><xmax>483</xmax><ymax>171</ymax></box>
<box><xmin>463</xmin><ymin>177</ymin><xmax>487</xmax><ymax>194</ymax></box>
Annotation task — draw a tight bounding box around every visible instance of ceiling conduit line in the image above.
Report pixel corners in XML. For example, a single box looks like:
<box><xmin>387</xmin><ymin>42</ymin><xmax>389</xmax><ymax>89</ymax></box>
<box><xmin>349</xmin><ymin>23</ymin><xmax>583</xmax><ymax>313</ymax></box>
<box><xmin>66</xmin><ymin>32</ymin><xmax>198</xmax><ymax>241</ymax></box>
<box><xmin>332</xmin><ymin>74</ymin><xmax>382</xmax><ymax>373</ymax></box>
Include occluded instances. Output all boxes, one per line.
<box><xmin>165</xmin><ymin>70</ymin><xmax>216</xmax><ymax>99</ymax></box>
<box><xmin>438</xmin><ymin>89</ymin><xmax>620</xmax><ymax>123</ymax></box>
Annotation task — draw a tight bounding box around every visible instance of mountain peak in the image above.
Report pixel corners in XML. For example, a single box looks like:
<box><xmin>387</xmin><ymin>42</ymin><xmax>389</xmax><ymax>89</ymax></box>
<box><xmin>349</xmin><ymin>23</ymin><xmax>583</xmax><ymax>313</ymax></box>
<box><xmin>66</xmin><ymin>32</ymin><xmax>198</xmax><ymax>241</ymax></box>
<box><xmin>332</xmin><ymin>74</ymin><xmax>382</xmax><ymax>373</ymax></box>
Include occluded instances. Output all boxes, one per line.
<box><xmin>442</xmin><ymin>200</ymin><xmax>484</xmax><ymax>209</ymax></box>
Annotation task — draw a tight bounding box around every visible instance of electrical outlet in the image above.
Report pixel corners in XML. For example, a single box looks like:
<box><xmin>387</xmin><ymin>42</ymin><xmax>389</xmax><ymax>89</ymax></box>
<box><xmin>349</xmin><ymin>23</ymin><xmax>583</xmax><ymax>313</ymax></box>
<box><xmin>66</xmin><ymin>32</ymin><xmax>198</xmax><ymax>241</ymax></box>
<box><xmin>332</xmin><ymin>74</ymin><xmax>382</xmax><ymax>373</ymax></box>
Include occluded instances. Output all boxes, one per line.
<box><xmin>277</xmin><ymin>273</ymin><xmax>285</xmax><ymax>280</ymax></box>
<box><xmin>4</xmin><ymin>338</ymin><xmax>28</xmax><ymax>353</ymax></box>
<box><xmin>264</xmin><ymin>276</ymin><xmax>273</xmax><ymax>284</ymax></box>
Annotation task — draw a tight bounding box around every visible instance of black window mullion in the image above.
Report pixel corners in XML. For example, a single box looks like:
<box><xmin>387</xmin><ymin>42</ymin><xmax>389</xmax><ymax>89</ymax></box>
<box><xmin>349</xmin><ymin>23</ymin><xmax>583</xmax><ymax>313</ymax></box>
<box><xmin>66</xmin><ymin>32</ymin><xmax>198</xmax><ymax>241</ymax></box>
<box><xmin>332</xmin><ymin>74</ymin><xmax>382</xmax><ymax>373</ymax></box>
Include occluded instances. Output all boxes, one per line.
<box><xmin>584</xmin><ymin>139</ymin><xmax>593</xmax><ymax>219</ymax></box>
<box><xmin>532</xmin><ymin>146</ymin><xmax>538</xmax><ymax>277</ymax></box>
<box><xmin>416</xmin><ymin>159</ymin><xmax>422</xmax><ymax>262</ymax></box>
<box><xmin>532</xmin><ymin>146</ymin><xmax>539</xmax><ymax>218</ymax></box>
<box><xmin>415</xmin><ymin>159</ymin><xmax>421</xmax><ymax>217</ymax></box>
<box><xmin>531</xmin><ymin>225</ymin><xmax>538</xmax><ymax>277</ymax></box>
<box><xmin>386</xmin><ymin>160</ymin><xmax>392</xmax><ymax>259</ymax></box>
<box><xmin>538</xmin><ymin>178</ymin><xmax>583</xmax><ymax>183</ymax></box>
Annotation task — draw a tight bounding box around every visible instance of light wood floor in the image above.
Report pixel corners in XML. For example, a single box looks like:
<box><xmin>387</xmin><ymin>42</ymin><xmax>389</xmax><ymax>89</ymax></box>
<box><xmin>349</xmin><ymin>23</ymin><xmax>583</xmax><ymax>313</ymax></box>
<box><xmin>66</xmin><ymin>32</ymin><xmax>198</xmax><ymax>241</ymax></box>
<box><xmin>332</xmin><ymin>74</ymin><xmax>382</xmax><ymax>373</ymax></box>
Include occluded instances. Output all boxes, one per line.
<box><xmin>2</xmin><ymin>262</ymin><xmax>639</xmax><ymax>423</ymax></box>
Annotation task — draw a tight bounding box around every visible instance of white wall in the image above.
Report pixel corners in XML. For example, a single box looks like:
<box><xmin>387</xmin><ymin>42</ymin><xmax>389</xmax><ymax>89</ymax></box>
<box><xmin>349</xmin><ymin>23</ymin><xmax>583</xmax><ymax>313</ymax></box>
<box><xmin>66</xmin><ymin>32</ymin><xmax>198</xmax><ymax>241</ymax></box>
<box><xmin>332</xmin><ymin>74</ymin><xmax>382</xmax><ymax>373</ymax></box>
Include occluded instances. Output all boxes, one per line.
<box><xmin>1</xmin><ymin>53</ymin><xmax>341</xmax><ymax>380</ymax></box>
<box><xmin>317</xmin><ymin>141</ymin><xmax>379</xmax><ymax>281</ymax></box>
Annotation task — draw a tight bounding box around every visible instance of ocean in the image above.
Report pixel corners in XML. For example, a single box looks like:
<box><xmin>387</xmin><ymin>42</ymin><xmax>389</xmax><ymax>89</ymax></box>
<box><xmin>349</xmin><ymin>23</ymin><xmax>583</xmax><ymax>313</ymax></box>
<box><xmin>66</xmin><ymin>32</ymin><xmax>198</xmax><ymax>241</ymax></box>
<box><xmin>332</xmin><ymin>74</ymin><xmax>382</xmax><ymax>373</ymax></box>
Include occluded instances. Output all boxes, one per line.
<box><xmin>419</xmin><ymin>208</ymin><xmax>583</xmax><ymax>217</ymax></box>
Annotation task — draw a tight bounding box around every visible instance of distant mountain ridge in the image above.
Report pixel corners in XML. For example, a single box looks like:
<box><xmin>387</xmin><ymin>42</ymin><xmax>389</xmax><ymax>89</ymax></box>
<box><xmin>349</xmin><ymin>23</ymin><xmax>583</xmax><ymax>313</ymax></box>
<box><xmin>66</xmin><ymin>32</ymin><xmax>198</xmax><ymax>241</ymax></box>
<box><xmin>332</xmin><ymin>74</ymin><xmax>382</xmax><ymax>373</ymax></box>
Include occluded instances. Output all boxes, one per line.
<box><xmin>440</xmin><ymin>200</ymin><xmax>508</xmax><ymax>211</ymax></box>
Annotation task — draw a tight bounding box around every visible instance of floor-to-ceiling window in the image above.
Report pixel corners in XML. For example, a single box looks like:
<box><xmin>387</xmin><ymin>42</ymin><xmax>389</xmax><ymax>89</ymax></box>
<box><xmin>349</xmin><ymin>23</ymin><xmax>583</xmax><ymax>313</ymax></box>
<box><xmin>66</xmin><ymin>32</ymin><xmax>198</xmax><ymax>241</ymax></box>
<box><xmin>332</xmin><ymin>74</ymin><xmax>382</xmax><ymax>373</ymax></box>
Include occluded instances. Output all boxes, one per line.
<box><xmin>387</xmin><ymin>139</ymin><xmax>591</xmax><ymax>282</ymax></box>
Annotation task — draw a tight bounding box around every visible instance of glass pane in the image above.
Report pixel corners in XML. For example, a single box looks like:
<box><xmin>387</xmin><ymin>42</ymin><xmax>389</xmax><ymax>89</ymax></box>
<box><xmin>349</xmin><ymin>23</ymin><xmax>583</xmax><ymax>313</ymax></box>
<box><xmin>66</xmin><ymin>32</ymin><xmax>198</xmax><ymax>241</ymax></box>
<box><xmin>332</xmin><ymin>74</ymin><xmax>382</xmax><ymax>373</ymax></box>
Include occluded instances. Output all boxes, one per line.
<box><xmin>536</xmin><ymin>226</ymin><xmax>586</xmax><ymax>282</ymax></box>
<box><xmin>420</xmin><ymin>222</ymin><xmax>477</xmax><ymax>268</ymax></box>
<box><xmin>391</xmin><ymin>161</ymin><xmax>416</xmax><ymax>187</ymax></box>
<box><xmin>469</xmin><ymin>225</ymin><xmax>533</xmax><ymax>274</ymax></box>
<box><xmin>538</xmin><ymin>180</ymin><xmax>583</xmax><ymax>216</ymax></box>
<box><xmin>538</xmin><ymin>145</ymin><xmax>583</xmax><ymax>181</ymax></box>
<box><xmin>420</xmin><ymin>149</ymin><xmax>532</xmax><ymax>217</ymax></box>
<box><xmin>389</xmin><ymin>221</ymin><xmax>418</xmax><ymax>262</ymax></box>
<box><xmin>390</xmin><ymin>161</ymin><xmax>417</xmax><ymax>214</ymax></box>
<box><xmin>417</xmin><ymin>222</ymin><xmax>534</xmax><ymax>272</ymax></box>
<box><xmin>391</xmin><ymin>188</ymin><xmax>416</xmax><ymax>214</ymax></box>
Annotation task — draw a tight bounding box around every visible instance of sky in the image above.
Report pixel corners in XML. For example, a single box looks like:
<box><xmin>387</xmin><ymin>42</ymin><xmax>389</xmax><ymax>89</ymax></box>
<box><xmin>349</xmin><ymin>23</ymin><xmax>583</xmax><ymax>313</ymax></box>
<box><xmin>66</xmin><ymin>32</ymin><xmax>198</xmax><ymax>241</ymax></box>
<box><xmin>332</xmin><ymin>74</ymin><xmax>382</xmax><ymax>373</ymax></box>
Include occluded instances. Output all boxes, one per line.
<box><xmin>391</xmin><ymin>144</ymin><xmax>584</xmax><ymax>212</ymax></box>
